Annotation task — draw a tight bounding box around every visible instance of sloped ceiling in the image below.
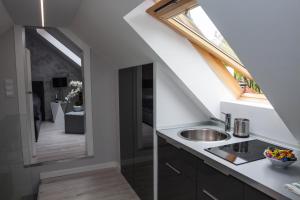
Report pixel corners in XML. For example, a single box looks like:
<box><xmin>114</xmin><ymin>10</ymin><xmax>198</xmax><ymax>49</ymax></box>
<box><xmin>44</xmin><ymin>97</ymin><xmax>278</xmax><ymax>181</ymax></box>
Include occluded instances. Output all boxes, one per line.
<box><xmin>200</xmin><ymin>0</ymin><xmax>300</xmax><ymax>141</ymax></box>
<box><xmin>125</xmin><ymin>1</ymin><xmax>234</xmax><ymax>118</ymax></box>
<box><xmin>2</xmin><ymin>0</ymin><xmax>82</xmax><ymax>27</ymax></box>
<box><xmin>2</xmin><ymin>0</ymin><xmax>41</xmax><ymax>26</ymax></box>
<box><xmin>44</xmin><ymin>0</ymin><xmax>82</xmax><ymax>27</ymax></box>
<box><xmin>1</xmin><ymin>0</ymin><xmax>156</xmax><ymax>67</ymax></box>
<box><xmin>68</xmin><ymin>0</ymin><xmax>156</xmax><ymax>68</ymax></box>
<box><xmin>0</xmin><ymin>0</ymin><xmax>13</xmax><ymax>35</ymax></box>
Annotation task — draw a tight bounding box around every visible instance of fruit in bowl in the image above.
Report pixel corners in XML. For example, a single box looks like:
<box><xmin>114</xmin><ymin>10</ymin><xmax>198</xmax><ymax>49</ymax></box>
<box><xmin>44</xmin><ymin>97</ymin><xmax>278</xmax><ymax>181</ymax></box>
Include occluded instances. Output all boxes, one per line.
<box><xmin>264</xmin><ymin>147</ymin><xmax>297</xmax><ymax>168</ymax></box>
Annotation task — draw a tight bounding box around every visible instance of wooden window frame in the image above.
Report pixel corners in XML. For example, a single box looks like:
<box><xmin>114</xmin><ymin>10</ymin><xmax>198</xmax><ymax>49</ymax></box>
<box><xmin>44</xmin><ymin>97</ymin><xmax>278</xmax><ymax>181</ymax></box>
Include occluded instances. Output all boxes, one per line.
<box><xmin>147</xmin><ymin>0</ymin><xmax>267</xmax><ymax>100</ymax></box>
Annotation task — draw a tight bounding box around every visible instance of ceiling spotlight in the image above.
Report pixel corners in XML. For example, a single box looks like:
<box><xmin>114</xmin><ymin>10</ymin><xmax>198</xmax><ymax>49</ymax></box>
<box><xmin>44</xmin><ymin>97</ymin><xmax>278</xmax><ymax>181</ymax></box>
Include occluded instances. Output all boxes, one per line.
<box><xmin>40</xmin><ymin>0</ymin><xmax>45</xmax><ymax>27</ymax></box>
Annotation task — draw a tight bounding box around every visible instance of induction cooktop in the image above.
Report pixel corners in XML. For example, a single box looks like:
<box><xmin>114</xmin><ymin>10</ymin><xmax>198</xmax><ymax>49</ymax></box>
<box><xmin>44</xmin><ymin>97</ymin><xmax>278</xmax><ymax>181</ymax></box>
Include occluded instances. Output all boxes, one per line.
<box><xmin>205</xmin><ymin>139</ymin><xmax>285</xmax><ymax>165</ymax></box>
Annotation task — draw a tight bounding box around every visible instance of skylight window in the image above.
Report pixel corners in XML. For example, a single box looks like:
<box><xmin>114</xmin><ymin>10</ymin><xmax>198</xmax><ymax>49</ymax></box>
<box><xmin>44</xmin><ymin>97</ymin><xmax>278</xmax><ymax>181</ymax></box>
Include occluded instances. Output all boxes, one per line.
<box><xmin>147</xmin><ymin>0</ymin><xmax>265</xmax><ymax>99</ymax></box>
<box><xmin>36</xmin><ymin>29</ymin><xmax>82</xmax><ymax>66</ymax></box>
<box><xmin>173</xmin><ymin>6</ymin><xmax>241</xmax><ymax>64</ymax></box>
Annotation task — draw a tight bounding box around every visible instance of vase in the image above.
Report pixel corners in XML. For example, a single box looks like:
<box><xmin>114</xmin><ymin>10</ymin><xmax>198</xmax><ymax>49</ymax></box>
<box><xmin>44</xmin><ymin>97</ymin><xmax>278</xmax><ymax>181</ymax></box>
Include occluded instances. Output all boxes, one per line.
<box><xmin>73</xmin><ymin>105</ymin><xmax>83</xmax><ymax>112</ymax></box>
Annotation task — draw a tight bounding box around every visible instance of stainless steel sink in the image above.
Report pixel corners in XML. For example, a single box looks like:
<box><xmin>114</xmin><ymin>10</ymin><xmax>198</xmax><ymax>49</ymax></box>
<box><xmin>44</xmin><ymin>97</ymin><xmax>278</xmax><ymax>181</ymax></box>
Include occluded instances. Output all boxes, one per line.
<box><xmin>179</xmin><ymin>128</ymin><xmax>230</xmax><ymax>141</ymax></box>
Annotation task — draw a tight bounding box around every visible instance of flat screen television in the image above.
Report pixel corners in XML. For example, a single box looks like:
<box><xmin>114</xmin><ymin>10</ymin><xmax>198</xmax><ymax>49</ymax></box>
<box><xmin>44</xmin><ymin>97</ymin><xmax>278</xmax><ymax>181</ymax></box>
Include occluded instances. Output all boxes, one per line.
<box><xmin>52</xmin><ymin>77</ymin><xmax>67</xmax><ymax>88</ymax></box>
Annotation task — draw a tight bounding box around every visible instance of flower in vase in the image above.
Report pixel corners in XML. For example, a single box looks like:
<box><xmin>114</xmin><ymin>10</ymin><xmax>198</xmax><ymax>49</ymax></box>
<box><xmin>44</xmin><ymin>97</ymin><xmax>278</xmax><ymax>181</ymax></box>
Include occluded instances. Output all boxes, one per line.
<box><xmin>65</xmin><ymin>80</ymin><xmax>83</xmax><ymax>103</ymax></box>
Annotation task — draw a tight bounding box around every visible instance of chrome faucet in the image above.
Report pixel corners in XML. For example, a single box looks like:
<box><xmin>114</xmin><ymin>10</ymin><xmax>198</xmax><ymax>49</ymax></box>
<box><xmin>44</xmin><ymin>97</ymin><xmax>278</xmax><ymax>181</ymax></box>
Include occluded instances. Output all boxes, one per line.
<box><xmin>210</xmin><ymin>112</ymin><xmax>231</xmax><ymax>133</ymax></box>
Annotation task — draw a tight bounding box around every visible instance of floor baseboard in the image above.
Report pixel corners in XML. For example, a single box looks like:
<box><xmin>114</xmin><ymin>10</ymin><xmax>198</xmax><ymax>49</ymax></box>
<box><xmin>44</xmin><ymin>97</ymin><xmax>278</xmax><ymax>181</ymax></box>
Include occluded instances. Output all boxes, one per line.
<box><xmin>40</xmin><ymin>161</ymin><xmax>120</xmax><ymax>180</ymax></box>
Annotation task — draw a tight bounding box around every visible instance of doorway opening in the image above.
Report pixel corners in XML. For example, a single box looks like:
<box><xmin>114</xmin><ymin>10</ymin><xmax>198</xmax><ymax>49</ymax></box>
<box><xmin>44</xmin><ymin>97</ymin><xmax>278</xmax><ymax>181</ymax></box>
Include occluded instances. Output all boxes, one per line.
<box><xmin>21</xmin><ymin>27</ymin><xmax>92</xmax><ymax>164</ymax></box>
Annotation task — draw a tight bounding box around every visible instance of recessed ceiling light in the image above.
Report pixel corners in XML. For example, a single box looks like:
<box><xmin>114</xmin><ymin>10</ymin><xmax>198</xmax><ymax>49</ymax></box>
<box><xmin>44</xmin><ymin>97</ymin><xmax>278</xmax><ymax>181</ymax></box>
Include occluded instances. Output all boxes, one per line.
<box><xmin>40</xmin><ymin>0</ymin><xmax>45</xmax><ymax>27</ymax></box>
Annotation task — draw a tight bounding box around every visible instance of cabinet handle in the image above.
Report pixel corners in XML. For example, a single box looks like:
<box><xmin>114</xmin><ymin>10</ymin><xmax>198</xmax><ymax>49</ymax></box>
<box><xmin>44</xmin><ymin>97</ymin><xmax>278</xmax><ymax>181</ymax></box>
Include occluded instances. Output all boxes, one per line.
<box><xmin>165</xmin><ymin>162</ymin><xmax>181</xmax><ymax>175</ymax></box>
<box><xmin>203</xmin><ymin>189</ymin><xmax>219</xmax><ymax>200</ymax></box>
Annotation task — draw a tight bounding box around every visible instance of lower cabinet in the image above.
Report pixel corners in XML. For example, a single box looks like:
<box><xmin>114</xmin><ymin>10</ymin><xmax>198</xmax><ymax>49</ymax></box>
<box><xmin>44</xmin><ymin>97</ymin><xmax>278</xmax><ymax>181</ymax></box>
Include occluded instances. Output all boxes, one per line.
<box><xmin>158</xmin><ymin>136</ymin><xmax>198</xmax><ymax>200</ymax></box>
<box><xmin>158</xmin><ymin>136</ymin><xmax>275</xmax><ymax>200</ymax></box>
<box><xmin>244</xmin><ymin>185</ymin><xmax>274</xmax><ymax>200</ymax></box>
<box><xmin>198</xmin><ymin>162</ymin><xmax>244</xmax><ymax>200</ymax></box>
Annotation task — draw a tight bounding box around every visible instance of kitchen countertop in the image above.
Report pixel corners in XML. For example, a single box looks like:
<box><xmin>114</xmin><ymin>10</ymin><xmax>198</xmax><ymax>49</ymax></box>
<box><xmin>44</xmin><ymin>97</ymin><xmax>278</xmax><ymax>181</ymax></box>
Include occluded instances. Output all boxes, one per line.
<box><xmin>157</xmin><ymin>121</ymin><xmax>300</xmax><ymax>200</ymax></box>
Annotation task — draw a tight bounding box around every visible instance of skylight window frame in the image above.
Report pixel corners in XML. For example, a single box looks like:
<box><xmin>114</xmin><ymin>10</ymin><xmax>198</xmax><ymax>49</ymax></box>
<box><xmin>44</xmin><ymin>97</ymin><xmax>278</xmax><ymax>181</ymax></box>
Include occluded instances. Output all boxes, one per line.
<box><xmin>36</xmin><ymin>28</ymin><xmax>82</xmax><ymax>66</ymax></box>
<box><xmin>147</xmin><ymin>0</ymin><xmax>266</xmax><ymax>100</ymax></box>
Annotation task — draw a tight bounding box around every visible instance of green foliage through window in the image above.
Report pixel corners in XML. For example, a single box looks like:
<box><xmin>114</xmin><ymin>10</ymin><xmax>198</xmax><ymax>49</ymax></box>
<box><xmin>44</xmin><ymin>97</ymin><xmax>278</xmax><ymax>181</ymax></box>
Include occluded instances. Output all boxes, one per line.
<box><xmin>233</xmin><ymin>70</ymin><xmax>263</xmax><ymax>94</ymax></box>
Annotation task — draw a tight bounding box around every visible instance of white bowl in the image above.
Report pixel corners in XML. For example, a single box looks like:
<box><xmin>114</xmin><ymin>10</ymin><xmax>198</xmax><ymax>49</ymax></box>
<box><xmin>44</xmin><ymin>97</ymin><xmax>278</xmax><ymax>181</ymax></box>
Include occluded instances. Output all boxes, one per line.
<box><xmin>73</xmin><ymin>105</ymin><xmax>83</xmax><ymax>112</ymax></box>
<box><xmin>264</xmin><ymin>151</ymin><xmax>297</xmax><ymax>168</ymax></box>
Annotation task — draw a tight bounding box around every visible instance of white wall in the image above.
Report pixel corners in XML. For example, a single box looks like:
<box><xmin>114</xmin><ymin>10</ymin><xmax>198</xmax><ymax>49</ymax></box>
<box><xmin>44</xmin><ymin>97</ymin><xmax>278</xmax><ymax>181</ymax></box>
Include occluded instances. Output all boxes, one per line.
<box><xmin>1</xmin><ymin>1</ymin><xmax>209</xmax><ymax>198</ymax></box>
<box><xmin>221</xmin><ymin>101</ymin><xmax>299</xmax><ymax>148</ymax></box>
<box><xmin>0</xmin><ymin>1</ymin><xmax>153</xmax><ymax>196</ymax></box>
<box><xmin>0</xmin><ymin>1</ymin><xmax>12</xmax><ymax>36</ymax></box>
<box><xmin>156</xmin><ymin>62</ymin><xmax>208</xmax><ymax>129</ymax></box>
<box><xmin>0</xmin><ymin>27</ymin><xmax>120</xmax><ymax>197</ymax></box>
<box><xmin>200</xmin><ymin>0</ymin><xmax>300</xmax><ymax>142</ymax></box>
<box><xmin>0</xmin><ymin>29</ymin><xmax>18</xmax><ymax>118</ymax></box>
<box><xmin>29</xmin><ymin>51</ymin><xmax>120</xmax><ymax>189</ymax></box>
<box><xmin>0</xmin><ymin>28</ymin><xmax>36</xmax><ymax>199</ymax></box>
<box><xmin>125</xmin><ymin>0</ymin><xmax>235</xmax><ymax>119</ymax></box>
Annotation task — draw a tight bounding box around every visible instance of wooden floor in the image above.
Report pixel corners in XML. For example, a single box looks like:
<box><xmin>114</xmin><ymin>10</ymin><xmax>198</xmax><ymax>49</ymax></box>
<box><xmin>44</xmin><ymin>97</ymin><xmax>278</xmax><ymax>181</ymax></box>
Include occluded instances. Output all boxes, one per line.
<box><xmin>38</xmin><ymin>168</ymin><xmax>140</xmax><ymax>200</ymax></box>
<box><xmin>35</xmin><ymin>122</ymin><xmax>86</xmax><ymax>163</ymax></box>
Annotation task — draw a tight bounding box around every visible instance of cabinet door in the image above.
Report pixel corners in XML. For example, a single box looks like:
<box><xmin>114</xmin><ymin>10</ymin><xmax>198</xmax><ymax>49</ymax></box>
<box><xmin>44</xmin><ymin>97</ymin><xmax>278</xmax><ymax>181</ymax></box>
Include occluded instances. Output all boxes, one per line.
<box><xmin>134</xmin><ymin>160</ymin><xmax>153</xmax><ymax>200</ymax></box>
<box><xmin>244</xmin><ymin>185</ymin><xmax>274</xmax><ymax>200</ymax></box>
<box><xmin>198</xmin><ymin>162</ymin><xmax>244</xmax><ymax>200</ymax></box>
<box><xmin>133</xmin><ymin>64</ymin><xmax>153</xmax><ymax>200</ymax></box>
<box><xmin>119</xmin><ymin>68</ymin><xmax>136</xmax><ymax>186</ymax></box>
<box><xmin>119</xmin><ymin>65</ymin><xmax>154</xmax><ymax>200</ymax></box>
<box><xmin>158</xmin><ymin>136</ymin><xmax>197</xmax><ymax>200</ymax></box>
<box><xmin>158</xmin><ymin>162</ymin><xmax>197</xmax><ymax>200</ymax></box>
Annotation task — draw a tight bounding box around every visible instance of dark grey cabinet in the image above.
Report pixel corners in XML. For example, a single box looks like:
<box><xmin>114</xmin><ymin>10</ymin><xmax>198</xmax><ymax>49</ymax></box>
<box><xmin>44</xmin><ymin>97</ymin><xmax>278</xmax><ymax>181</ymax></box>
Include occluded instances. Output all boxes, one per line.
<box><xmin>244</xmin><ymin>185</ymin><xmax>274</xmax><ymax>200</ymax></box>
<box><xmin>119</xmin><ymin>67</ymin><xmax>135</xmax><ymax>186</ymax></box>
<box><xmin>158</xmin><ymin>135</ymin><xmax>275</xmax><ymax>200</ymax></box>
<box><xmin>119</xmin><ymin>64</ymin><xmax>154</xmax><ymax>200</ymax></box>
<box><xmin>198</xmin><ymin>162</ymin><xmax>244</xmax><ymax>200</ymax></box>
<box><xmin>158</xmin><ymin>136</ymin><xmax>198</xmax><ymax>200</ymax></box>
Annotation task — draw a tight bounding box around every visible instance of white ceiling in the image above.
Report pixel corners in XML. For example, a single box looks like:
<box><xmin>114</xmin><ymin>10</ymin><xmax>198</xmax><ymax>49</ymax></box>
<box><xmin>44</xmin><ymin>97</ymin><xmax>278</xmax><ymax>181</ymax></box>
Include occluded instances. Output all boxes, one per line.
<box><xmin>0</xmin><ymin>0</ymin><xmax>13</xmax><ymax>35</ymax></box>
<box><xmin>2</xmin><ymin>0</ymin><xmax>82</xmax><ymax>27</ymax></box>
<box><xmin>68</xmin><ymin>0</ymin><xmax>155</xmax><ymax>68</ymax></box>
<box><xmin>2</xmin><ymin>0</ymin><xmax>41</xmax><ymax>26</ymax></box>
<box><xmin>1</xmin><ymin>0</ymin><xmax>155</xmax><ymax>68</ymax></box>
<box><xmin>44</xmin><ymin>0</ymin><xmax>82</xmax><ymax>27</ymax></box>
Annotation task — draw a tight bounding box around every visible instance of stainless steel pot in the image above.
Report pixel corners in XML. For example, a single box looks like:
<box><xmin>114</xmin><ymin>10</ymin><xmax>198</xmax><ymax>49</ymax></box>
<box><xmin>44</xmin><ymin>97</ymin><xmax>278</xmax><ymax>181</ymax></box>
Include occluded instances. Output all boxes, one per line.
<box><xmin>233</xmin><ymin>118</ymin><xmax>250</xmax><ymax>138</ymax></box>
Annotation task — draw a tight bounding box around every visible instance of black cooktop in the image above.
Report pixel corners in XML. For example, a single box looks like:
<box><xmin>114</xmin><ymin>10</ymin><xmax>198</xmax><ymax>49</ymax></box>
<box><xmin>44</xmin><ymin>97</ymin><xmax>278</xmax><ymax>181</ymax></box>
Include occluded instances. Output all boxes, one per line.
<box><xmin>205</xmin><ymin>139</ymin><xmax>285</xmax><ymax>165</ymax></box>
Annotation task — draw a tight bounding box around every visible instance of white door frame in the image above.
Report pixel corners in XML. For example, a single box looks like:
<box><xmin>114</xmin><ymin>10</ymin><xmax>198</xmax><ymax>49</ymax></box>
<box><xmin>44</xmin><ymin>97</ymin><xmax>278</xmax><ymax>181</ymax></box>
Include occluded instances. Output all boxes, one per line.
<box><xmin>15</xmin><ymin>25</ymin><xmax>32</xmax><ymax>165</ymax></box>
<box><xmin>24</xmin><ymin>49</ymin><xmax>37</xmax><ymax>157</ymax></box>
<box><xmin>14</xmin><ymin>25</ymin><xmax>94</xmax><ymax>165</ymax></box>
